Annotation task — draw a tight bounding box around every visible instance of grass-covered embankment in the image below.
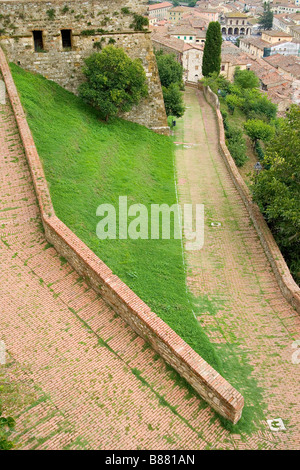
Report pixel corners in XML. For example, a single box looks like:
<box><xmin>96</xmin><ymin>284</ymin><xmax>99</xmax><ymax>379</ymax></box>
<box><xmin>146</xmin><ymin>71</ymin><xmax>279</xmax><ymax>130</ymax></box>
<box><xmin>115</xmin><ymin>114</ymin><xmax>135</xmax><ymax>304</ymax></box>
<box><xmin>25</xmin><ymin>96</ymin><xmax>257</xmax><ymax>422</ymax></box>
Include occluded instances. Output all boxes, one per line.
<box><xmin>10</xmin><ymin>64</ymin><xmax>221</xmax><ymax>371</ymax></box>
<box><xmin>11</xmin><ymin>64</ymin><xmax>266</xmax><ymax>434</ymax></box>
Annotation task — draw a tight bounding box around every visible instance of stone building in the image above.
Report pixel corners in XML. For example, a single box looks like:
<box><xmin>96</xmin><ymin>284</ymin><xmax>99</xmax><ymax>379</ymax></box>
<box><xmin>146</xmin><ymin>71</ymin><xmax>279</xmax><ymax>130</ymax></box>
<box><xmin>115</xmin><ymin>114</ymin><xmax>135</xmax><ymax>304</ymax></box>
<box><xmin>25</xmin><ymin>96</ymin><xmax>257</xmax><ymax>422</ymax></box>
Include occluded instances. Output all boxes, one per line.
<box><xmin>0</xmin><ymin>0</ymin><xmax>169</xmax><ymax>134</ymax></box>
<box><xmin>221</xmin><ymin>12</ymin><xmax>252</xmax><ymax>36</ymax></box>
<box><xmin>147</xmin><ymin>2</ymin><xmax>173</xmax><ymax>20</ymax></box>
<box><xmin>152</xmin><ymin>33</ymin><xmax>204</xmax><ymax>83</ymax></box>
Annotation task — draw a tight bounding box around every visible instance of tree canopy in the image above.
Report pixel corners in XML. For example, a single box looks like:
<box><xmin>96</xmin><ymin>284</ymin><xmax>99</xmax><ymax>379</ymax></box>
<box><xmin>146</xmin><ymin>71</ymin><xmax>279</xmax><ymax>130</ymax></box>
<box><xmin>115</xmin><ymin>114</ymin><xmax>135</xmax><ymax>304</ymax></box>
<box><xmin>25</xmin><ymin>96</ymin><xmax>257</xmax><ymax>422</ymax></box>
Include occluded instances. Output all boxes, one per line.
<box><xmin>162</xmin><ymin>83</ymin><xmax>185</xmax><ymax>118</ymax></box>
<box><xmin>155</xmin><ymin>51</ymin><xmax>183</xmax><ymax>89</ymax></box>
<box><xmin>155</xmin><ymin>49</ymin><xmax>185</xmax><ymax>118</ymax></box>
<box><xmin>251</xmin><ymin>105</ymin><xmax>300</xmax><ymax>284</ymax></box>
<box><xmin>234</xmin><ymin>68</ymin><xmax>260</xmax><ymax>90</ymax></box>
<box><xmin>202</xmin><ymin>22</ymin><xmax>222</xmax><ymax>77</ymax></box>
<box><xmin>244</xmin><ymin>119</ymin><xmax>275</xmax><ymax>144</ymax></box>
<box><xmin>78</xmin><ymin>46</ymin><xmax>148</xmax><ymax>121</ymax></box>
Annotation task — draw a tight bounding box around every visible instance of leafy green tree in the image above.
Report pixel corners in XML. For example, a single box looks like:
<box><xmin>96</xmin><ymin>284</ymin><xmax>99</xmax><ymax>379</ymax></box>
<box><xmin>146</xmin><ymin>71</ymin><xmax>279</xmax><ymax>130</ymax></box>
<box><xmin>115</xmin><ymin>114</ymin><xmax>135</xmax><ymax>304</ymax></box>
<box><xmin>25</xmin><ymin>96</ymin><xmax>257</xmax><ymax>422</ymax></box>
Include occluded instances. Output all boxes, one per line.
<box><xmin>258</xmin><ymin>2</ymin><xmax>273</xmax><ymax>30</ymax></box>
<box><xmin>201</xmin><ymin>71</ymin><xmax>231</xmax><ymax>94</ymax></box>
<box><xmin>162</xmin><ymin>84</ymin><xmax>185</xmax><ymax>117</ymax></box>
<box><xmin>0</xmin><ymin>408</ymin><xmax>15</xmax><ymax>450</ymax></box>
<box><xmin>224</xmin><ymin>123</ymin><xmax>248</xmax><ymax>167</ymax></box>
<box><xmin>79</xmin><ymin>46</ymin><xmax>148</xmax><ymax>121</ymax></box>
<box><xmin>225</xmin><ymin>94</ymin><xmax>244</xmax><ymax>114</ymax></box>
<box><xmin>202</xmin><ymin>22</ymin><xmax>222</xmax><ymax>77</ymax></box>
<box><xmin>241</xmin><ymin>89</ymin><xmax>277</xmax><ymax>121</ymax></box>
<box><xmin>251</xmin><ymin>105</ymin><xmax>300</xmax><ymax>284</ymax></box>
<box><xmin>155</xmin><ymin>51</ymin><xmax>183</xmax><ymax>88</ymax></box>
<box><xmin>244</xmin><ymin>119</ymin><xmax>274</xmax><ymax>145</ymax></box>
<box><xmin>155</xmin><ymin>50</ymin><xmax>185</xmax><ymax>118</ymax></box>
<box><xmin>234</xmin><ymin>68</ymin><xmax>259</xmax><ymax>90</ymax></box>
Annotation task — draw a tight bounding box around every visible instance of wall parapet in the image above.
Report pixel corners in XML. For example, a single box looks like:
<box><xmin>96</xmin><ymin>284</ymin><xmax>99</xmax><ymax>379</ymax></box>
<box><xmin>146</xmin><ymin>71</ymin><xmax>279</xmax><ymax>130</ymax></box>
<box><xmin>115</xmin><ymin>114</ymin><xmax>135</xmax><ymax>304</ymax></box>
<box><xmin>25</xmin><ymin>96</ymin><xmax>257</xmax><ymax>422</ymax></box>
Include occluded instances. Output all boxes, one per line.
<box><xmin>200</xmin><ymin>83</ymin><xmax>300</xmax><ymax>314</ymax></box>
<box><xmin>0</xmin><ymin>46</ymin><xmax>244</xmax><ymax>424</ymax></box>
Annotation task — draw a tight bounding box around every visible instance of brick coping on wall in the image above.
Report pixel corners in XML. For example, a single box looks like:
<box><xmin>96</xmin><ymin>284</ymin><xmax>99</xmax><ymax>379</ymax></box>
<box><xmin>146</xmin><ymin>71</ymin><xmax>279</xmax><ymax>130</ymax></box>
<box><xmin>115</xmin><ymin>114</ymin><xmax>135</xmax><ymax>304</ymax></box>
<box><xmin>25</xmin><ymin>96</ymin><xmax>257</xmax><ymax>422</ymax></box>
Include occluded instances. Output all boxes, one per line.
<box><xmin>0</xmin><ymin>47</ymin><xmax>244</xmax><ymax>424</ymax></box>
<box><xmin>200</xmin><ymin>84</ymin><xmax>300</xmax><ymax>315</ymax></box>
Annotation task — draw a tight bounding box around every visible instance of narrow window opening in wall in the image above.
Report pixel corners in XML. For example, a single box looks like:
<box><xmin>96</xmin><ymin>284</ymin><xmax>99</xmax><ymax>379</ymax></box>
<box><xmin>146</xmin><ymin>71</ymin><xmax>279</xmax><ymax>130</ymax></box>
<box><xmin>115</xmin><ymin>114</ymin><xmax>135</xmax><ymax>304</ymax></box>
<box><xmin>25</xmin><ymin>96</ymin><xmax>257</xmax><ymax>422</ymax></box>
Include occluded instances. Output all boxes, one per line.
<box><xmin>33</xmin><ymin>31</ymin><xmax>44</xmax><ymax>52</ymax></box>
<box><xmin>61</xmin><ymin>29</ymin><xmax>72</xmax><ymax>49</ymax></box>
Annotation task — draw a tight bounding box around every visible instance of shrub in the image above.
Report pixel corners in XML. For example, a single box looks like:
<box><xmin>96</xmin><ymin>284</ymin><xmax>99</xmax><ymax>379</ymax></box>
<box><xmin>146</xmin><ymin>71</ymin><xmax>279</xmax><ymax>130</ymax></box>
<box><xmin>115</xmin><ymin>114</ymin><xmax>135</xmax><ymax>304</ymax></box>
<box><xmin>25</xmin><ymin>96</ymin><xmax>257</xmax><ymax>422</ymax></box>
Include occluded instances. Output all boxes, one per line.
<box><xmin>225</xmin><ymin>94</ymin><xmax>244</xmax><ymax>114</ymax></box>
<box><xmin>162</xmin><ymin>83</ymin><xmax>185</xmax><ymax>117</ymax></box>
<box><xmin>130</xmin><ymin>14</ymin><xmax>149</xmax><ymax>31</ymax></box>
<box><xmin>78</xmin><ymin>46</ymin><xmax>148</xmax><ymax>121</ymax></box>
<box><xmin>234</xmin><ymin>68</ymin><xmax>260</xmax><ymax>90</ymax></box>
<box><xmin>46</xmin><ymin>8</ymin><xmax>55</xmax><ymax>20</ymax></box>
<box><xmin>0</xmin><ymin>408</ymin><xmax>15</xmax><ymax>450</ymax></box>
<box><xmin>121</xmin><ymin>7</ymin><xmax>131</xmax><ymax>15</ymax></box>
<box><xmin>244</xmin><ymin>119</ymin><xmax>275</xmax><ymax>145</ymax></box>
<box><xmin>81</xmin><ymin>29</ymin><xmax>96</xmax><ymax>36</ymax></box>
<box><xmin>227</xmin><ymin>139</ymin><xmax>248</xmax><ymax>167</ymax></box>
<box><xmin>225</xmin><ymin>124</ymin><xmax>248</xmax><ymax>167</ymax></box>
<box><xmin>201</xmin><ymin>72</ymin><xmax>231</xmax><ymax>95</ymax></box>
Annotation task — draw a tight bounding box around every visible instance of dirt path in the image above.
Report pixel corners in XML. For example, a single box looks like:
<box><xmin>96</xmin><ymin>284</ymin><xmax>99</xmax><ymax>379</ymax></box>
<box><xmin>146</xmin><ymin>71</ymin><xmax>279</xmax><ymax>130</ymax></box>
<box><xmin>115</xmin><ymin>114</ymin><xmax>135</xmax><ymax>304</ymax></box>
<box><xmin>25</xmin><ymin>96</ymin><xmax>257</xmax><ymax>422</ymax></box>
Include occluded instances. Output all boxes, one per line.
<box><xmin>174</xmin><ymin>87</ymin><xmax>300</xmax><ymax>449</ymax></box>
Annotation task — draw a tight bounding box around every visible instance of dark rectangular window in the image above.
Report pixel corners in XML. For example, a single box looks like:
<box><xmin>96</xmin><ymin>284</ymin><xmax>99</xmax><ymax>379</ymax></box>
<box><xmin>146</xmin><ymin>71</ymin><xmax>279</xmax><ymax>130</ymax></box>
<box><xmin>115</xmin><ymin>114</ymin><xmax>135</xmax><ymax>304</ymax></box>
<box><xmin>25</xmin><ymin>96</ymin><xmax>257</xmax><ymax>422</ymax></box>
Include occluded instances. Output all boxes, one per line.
<box><xmin>61</xmin><ymin>29</ymin><xmax>72</xmax><ymax>49</ymax></box>
<box><xmin>33</xmin><ymin>31</ymin><xmax>44</xmax><ymax>52</ymax></box>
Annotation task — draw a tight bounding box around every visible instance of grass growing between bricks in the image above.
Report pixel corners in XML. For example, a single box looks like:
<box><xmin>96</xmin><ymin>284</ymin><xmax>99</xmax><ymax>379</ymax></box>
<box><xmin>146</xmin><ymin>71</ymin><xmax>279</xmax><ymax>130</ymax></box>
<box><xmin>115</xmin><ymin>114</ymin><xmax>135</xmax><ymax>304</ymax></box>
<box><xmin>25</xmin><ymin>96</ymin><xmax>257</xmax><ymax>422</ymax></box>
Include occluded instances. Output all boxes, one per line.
<box><xmin>11</xmin><ymin>64</ymin><xmax>265</xmax><ymax>434</ymax></box>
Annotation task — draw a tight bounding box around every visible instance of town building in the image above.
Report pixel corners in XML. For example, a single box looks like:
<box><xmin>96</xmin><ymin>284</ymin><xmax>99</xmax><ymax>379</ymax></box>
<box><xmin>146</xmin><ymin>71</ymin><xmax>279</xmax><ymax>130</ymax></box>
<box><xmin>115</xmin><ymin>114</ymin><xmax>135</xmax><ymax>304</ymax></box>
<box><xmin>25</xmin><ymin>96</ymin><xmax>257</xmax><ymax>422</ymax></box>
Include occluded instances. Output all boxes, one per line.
<box><xmin>148</xmin><ymin>2</ymin><xmax>173</xmax><ymax>20</ymax></box>
<box><xmin>239</xmin><ymin>31</ymin><xmax>300</xmax><ymax>58</ymax></box>
<box><xmin>221</xmin><ymin>12</ymin><xmax>252</xmax><ymax>36</ymax></box>
<box><xmin>168</xmin><ymin>6</ymin><xmax>191</xmax><ymax>23</ymax></box>
<box><xmin>152</xmin><ymin>33</ymin><xmax>204</xmax><ymax>82</ymax></box>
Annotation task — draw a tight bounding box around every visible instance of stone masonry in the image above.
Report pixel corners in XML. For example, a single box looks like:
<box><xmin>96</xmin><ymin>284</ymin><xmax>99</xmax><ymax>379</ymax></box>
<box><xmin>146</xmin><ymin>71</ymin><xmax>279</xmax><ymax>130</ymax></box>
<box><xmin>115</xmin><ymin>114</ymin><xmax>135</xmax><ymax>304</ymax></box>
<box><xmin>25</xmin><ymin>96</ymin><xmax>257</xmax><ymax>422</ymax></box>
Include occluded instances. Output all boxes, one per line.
<box><xmin>0</xmin><ymin>0</ymin><xmax>169</xmax><ymax>133</ymax></box>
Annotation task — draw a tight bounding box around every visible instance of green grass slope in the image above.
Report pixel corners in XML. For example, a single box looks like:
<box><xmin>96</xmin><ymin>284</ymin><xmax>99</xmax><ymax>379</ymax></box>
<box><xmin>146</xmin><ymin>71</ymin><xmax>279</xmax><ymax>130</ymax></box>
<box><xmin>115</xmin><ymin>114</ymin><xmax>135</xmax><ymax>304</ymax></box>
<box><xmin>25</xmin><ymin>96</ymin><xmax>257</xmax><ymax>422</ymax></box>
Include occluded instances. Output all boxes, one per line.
<box><xmin>10</xmin><ymin>64</ymin><xmax>221</xmax><ymax>371</ymax></box>
<box><xmin>11</xmin><ymin>64</ymin><xmax>265</xmax><ymax>434</ymax></box>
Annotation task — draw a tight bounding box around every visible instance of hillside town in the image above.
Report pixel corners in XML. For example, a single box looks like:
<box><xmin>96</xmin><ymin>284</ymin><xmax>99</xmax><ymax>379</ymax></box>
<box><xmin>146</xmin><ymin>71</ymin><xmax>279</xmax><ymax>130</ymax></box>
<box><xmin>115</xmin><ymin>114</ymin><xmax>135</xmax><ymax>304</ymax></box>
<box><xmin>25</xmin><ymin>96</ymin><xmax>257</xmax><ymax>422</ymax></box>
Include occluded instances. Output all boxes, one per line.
<box><xmin>148</xmin><ymin>0</ymin><xmax>300</xmax><ymax>112</ymax></box>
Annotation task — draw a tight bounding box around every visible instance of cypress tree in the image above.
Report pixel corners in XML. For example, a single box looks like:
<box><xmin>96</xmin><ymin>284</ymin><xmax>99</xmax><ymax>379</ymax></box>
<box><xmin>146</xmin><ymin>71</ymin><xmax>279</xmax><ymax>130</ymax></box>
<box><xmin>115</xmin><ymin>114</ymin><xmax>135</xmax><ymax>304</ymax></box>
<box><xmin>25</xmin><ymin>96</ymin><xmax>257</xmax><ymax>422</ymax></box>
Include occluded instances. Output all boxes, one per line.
<box><xmin>258</xmin><ymin>2</ymin><xmax>273</xmax><ymax>30</ymax></box>
<box><xmin>202</xmin><ymin>22</ymin><xmax>222</xmax><ymax>77</ymax></box>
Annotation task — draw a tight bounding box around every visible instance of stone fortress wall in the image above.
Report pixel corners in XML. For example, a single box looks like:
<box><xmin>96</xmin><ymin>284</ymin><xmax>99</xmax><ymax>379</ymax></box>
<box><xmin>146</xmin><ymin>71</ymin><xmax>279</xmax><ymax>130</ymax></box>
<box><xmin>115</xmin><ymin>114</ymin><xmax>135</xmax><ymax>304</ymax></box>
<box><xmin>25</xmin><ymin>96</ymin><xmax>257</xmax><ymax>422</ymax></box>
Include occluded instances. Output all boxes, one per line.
<box><xmin>0</xmin><ymin>0</ymin><xmax>169</xmax><ymax>133</ymax></box>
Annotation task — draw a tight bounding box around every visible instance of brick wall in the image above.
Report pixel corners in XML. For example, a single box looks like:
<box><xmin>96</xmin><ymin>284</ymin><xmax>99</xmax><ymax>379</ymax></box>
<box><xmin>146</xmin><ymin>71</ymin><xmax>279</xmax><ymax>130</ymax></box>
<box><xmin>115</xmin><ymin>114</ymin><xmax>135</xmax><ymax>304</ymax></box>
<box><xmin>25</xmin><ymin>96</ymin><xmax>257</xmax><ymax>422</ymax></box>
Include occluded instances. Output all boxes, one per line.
<box><xmin>0</xmin><ymin>46</ymin><xmax>245</xmax><ymax>424</ymax></box>
<box><xmin>201</xmin><ymin>84</ymin><xmax>300</xmax><ymax>315</ymax></box>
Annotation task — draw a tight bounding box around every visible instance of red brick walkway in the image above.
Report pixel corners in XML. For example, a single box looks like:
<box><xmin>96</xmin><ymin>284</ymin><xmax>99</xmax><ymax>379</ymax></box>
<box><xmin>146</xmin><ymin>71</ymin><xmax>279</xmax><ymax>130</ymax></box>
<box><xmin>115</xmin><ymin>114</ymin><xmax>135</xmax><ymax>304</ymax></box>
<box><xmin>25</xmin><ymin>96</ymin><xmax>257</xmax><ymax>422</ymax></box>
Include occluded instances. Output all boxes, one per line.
<box><xmin>0</xmin><ymin>83</ymin><xmax>299</xmax><ymax>449</ymax></box>
<box><xmin>174</xmin><ymin>88</ymin><xmax>300</xmax><ymax>450</ymax></box>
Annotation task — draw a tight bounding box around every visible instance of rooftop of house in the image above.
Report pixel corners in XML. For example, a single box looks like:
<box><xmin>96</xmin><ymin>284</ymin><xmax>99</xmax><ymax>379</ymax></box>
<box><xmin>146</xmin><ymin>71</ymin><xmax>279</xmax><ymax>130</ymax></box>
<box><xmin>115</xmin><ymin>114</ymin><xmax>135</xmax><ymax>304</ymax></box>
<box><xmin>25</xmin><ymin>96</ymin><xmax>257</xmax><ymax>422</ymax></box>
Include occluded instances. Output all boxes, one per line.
<box><xmin>168</xmin><ymin>26</ymin><xmax>198</xmax><ymax>36</ymax></box>
<box><xmin>224</xmin><ymin>11</ymin><xmax>249</xmax><ymax>18</ymax></box>
<box><xmin>148</xmin><ymin>2</ymin><xmax>173</xmax><ymax>11</ymax></box>
<box><xmin>183</xmin><ymin>16</ymin><xmax>207</xmax><ymax>28</ymax></box>
<box><xmin>240</xmin><ymin>36</ymin><xmax>290</xmax><ymax>49</ymax></box>
<box><xmin>263</xmin><ymin>30</ymin><xmax>293</xmax><ymax>37</ymax></box>
<box><xmin>152</xmin><ymin>32</ymin><xmax>204</xmax><ymax>53</ymax></box>
<box><xmin>169</xmin><ymin>6</ymin><xmax>191</xmax><ymax>13</ymax></box>
<box><xmin>264</xmin><ymin>54</ymin><xmax>300</xmax><ymax>78</ymax></box>
<box><xmin>194</xmin><ymin>7</ymin><xmax>218</xmax><ymax>14</ymax></box>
